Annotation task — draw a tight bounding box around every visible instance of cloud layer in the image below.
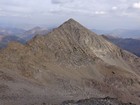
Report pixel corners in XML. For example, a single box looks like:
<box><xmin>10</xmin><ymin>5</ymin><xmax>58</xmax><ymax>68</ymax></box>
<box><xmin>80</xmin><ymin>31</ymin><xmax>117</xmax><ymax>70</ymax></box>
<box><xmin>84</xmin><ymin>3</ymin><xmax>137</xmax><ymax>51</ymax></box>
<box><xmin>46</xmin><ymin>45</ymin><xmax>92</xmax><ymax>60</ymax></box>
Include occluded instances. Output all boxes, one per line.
<box><xmin>0</xmin><ymin>0</ymin><xmax>140</xmax><ymax>29</ymax></box>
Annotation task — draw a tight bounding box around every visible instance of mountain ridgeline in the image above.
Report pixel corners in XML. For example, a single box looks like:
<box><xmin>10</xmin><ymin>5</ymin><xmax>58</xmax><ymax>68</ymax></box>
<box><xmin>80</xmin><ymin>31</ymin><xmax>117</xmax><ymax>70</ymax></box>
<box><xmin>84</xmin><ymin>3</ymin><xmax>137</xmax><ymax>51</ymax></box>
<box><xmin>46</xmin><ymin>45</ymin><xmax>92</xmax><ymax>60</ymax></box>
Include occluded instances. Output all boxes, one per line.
<box><xmin>0</xmin><ymin>26</ymin><xmax>48</xmax><ymax>49</ymax></box>
<box><xmin>0</xmin><ymin>19</ymin><xmax>140</xmax><ymax>105</ymax></box>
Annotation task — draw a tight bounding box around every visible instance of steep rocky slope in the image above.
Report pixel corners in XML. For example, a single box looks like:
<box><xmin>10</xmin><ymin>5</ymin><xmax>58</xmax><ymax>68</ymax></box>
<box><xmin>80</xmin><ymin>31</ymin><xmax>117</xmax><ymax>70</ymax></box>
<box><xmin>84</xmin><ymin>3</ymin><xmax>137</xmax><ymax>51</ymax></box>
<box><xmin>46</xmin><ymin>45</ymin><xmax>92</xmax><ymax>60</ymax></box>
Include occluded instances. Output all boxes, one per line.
<box><xmin>0</xmin><ymin>19</ymin><xmax>140</xmax><ymax>105</ymax></box>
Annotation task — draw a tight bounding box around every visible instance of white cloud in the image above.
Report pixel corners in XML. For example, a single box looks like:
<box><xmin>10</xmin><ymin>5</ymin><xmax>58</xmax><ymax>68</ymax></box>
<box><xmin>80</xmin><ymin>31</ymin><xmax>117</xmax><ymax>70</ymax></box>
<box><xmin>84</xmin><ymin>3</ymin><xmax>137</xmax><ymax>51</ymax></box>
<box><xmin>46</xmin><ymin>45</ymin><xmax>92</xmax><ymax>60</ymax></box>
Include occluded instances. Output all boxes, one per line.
<box><xmin>133</xmin><ymin>2</ymin><xmax>140</xmax><ymax>9</ymax></box>
<box><xmin>95</xmin><ymin>11</ymin><xmax>106</xmax><ymax>15</ymax></box>
<box><xmin>112</xmin><ymin>6</ymin><xmax>118</xmax><ymax>10</ymax></box>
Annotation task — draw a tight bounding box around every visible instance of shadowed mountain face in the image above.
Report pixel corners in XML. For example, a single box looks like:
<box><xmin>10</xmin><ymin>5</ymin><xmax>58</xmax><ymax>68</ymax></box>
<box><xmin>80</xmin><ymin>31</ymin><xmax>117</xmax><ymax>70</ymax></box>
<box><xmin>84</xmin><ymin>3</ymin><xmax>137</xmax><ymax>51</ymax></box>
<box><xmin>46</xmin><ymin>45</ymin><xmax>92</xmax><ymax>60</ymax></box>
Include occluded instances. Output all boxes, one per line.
<box><xmin>0</xmin><ymin>19</ymin><xmax>140</xmax><ymax>105</ymax></box>
<box><xmin>102</xmin><ymin>35</ymin><xmax>140</xmax><ymax>57</ymax></box>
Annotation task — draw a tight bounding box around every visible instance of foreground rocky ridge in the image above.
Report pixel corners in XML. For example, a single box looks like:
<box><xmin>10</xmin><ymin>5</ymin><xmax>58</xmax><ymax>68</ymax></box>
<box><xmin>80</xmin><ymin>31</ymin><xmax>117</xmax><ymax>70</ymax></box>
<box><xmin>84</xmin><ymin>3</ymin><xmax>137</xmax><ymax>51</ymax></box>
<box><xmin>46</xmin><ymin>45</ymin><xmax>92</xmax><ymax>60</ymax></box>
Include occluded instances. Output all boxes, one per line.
<box><xmin>62</xmin><ymin>97</ymin><xmax>136</xmax><ymax>105</ymax></box>
<box><xmin>0</xmin><ymin>19</ymin><xmax>140</xmax><ymax>105</ymax></box>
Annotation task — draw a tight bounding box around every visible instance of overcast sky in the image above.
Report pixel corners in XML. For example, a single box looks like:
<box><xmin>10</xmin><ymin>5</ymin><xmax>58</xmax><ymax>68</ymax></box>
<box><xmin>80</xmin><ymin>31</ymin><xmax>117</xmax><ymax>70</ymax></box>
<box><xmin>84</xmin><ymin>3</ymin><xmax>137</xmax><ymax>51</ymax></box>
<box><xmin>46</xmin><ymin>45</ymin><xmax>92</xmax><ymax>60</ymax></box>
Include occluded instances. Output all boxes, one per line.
<box><xmin>0</xmin><ymin>0</ymin><xmax>140</xmax><ymax>30</ymax></box>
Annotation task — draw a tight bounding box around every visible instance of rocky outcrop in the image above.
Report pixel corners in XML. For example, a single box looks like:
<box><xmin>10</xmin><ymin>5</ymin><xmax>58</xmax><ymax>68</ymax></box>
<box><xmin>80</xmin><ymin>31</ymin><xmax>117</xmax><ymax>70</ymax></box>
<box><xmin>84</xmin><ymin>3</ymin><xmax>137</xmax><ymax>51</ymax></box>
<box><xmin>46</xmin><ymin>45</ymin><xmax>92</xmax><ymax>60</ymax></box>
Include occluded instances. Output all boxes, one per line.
<box><xmin>62</xmin><ymin>97</ymin><xmax>136</xmax><ymax>105</ymax></box>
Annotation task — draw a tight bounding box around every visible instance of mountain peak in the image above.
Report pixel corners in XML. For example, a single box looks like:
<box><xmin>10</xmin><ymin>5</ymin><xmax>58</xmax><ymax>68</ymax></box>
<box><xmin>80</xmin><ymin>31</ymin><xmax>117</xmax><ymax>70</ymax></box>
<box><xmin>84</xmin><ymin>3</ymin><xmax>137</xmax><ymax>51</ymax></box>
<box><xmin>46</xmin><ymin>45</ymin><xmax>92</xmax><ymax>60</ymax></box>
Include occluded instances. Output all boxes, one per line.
<box><xmin>66</xmin><ymin>18</ymin><xmax>77</xmax><ymax>23</ymax></box>
<box><xmin>60</xmin><ymin>18</ymin><xmax>81</xmax><ymax>28</ymax></box>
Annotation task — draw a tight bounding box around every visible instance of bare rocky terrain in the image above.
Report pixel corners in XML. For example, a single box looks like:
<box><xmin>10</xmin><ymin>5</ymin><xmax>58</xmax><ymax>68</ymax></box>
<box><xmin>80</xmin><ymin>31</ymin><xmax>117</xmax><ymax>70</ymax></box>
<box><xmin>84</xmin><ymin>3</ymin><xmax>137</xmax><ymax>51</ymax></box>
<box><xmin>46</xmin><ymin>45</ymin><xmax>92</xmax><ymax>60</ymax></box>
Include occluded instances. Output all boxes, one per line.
<box><xmin>0</xmin><ymin>19</ymin><xmax>140</xmax><ymax>105</ymax></box>
<box><xmin>62</xmin><ymin>97</ymin><xmax>136</xmax><ymax>105</ymax></box>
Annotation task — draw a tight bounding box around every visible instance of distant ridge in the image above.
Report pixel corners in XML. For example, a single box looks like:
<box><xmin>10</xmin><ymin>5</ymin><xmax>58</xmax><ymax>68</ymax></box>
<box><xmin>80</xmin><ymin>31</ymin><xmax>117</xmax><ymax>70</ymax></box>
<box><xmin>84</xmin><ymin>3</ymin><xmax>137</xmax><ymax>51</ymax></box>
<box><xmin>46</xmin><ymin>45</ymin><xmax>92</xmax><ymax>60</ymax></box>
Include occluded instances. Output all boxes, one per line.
<box><xmin>103</xmin><ymin>35</ymin><xmax>140</xmax><ymax>57</ymax></box>
<box><xmin>91</xmin><ymin>29</ymin><xmax>140</xmax><ymax>39</ymax></box>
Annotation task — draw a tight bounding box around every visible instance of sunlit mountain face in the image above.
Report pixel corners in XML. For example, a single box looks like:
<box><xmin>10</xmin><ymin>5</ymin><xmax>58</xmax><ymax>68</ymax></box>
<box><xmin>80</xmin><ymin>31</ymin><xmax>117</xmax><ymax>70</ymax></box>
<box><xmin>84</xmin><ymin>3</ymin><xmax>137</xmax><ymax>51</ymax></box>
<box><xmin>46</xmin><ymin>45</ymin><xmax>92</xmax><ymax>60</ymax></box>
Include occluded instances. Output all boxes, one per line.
<box><xmin>0</xmin><ymin>19</ymin><xmax>139</xmax><ymax>105</ymax></box>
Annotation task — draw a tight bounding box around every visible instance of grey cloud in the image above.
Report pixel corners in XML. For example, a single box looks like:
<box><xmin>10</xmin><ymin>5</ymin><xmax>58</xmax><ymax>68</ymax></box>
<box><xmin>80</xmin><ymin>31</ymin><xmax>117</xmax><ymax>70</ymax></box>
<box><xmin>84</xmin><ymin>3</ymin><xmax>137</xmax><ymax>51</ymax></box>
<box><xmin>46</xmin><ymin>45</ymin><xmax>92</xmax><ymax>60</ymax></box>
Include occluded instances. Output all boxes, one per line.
<box><xmin>0</xmin><ymin>0</ymin><xmax>140</xmax><ymax>31</ymax></box>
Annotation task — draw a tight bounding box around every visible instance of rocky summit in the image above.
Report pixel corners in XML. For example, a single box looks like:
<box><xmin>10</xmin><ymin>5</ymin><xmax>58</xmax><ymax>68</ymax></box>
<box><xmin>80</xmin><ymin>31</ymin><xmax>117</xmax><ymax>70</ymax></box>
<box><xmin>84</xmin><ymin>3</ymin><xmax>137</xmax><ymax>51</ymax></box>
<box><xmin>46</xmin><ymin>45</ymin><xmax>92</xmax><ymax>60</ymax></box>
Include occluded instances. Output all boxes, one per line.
<box><xmin>0</xmin><ymin>19</ymin><xmax>140</xmax><ymax>105</ymax></box>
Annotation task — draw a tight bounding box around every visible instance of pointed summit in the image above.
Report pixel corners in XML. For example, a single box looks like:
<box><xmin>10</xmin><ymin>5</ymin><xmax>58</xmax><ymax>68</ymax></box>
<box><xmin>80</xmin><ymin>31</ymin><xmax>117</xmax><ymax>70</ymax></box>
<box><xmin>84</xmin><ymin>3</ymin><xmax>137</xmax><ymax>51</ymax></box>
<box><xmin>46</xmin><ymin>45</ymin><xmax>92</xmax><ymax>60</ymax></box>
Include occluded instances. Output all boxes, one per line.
<box><xmin>66</xmin><ymin>18</ymin><xmax>78</xmax><ymax>23</ymax></box>
<box><xmin>59</xmin><ymin>18</ymin><xmax>84</xmax><ymax>29</ymax></box>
